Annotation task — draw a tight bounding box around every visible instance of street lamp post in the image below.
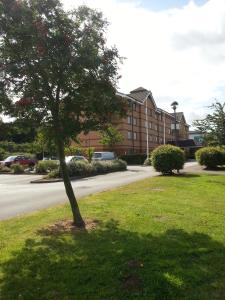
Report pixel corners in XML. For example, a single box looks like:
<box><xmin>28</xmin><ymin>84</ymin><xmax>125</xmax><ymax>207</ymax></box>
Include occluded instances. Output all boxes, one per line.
<box><xmin>171</xmin><ymin>101</ymin><xmax>178</xmax><ymax>146</ymax></box>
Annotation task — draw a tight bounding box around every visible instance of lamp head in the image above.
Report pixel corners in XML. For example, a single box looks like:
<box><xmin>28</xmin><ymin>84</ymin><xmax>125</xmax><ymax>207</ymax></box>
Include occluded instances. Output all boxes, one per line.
<box><xmin>171</xmin><ymin>101</ymin><xmax>178</xmax><ymax>111</ymax></box>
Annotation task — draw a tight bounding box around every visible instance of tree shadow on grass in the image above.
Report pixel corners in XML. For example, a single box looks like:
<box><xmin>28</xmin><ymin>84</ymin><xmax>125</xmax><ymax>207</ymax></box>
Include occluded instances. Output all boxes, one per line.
<box><xmin>1</xmin><ymin>220</ymin><xmax>225</xmax><ymax>300</ymax></box>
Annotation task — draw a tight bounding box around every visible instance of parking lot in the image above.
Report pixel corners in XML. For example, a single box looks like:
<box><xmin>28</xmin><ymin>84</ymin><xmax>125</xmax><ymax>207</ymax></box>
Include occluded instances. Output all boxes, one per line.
<box><xmin>0</xmin><ymin>166</ymin><xmax>157</xmax><ymax>220</ymax></box>
<box><xmin>0</xmin><ymin>162</ymin><xmax>198</xmax><ymax>220</ymax></box>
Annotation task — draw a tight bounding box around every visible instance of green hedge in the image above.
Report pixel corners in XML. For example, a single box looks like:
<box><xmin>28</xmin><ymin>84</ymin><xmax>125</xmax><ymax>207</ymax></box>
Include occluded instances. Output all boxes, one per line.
<box><xmin>35</xmin><ymin>160</ymin><xmax>59</xmax><ymax>174</ymax></box>
<box><xmin>195</xmin><ymin>147</ymin><xmax>225</xmax><ymax>169</ymax></box>
<box><xmin>10</xmin><ymin>163</ymin><xmax>24</xmax><ymax>174</ymax></box>
<box><xmin>151</xmin><ymin>145</ymin><xmax>185</xmax><ymax>175</ymax></box>
<box><xmin>119</xmin><ymin>154</ymin><xmax>147</xmax><ymax>165</ymax></box>
<box><xmin>46</xmin><ymin>159</ymin><xmax>127</xmax><ymax>178</ymax></box>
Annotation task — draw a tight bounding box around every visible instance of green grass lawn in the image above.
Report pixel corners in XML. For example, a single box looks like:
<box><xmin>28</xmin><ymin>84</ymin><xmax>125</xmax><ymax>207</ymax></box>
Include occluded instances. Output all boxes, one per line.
<box><xmin>0</xmin><ymin>174</ymin><xmax>225</xmax><ymax>300</ymax></box>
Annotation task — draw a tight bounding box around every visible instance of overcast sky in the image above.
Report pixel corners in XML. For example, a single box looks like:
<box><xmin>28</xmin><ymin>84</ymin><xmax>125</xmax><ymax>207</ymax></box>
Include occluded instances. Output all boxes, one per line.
<box><xmin>63</xmin><ymin>0</ymin><xmax>225</xmax><ymax>126</ymax></box>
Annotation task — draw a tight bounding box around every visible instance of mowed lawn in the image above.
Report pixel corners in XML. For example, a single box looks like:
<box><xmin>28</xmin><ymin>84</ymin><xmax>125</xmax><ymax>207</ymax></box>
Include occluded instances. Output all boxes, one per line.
<box><xmin>0</xmin><ymin>174</ymin><xmax>225</xmax><ymax>300</ymax></box>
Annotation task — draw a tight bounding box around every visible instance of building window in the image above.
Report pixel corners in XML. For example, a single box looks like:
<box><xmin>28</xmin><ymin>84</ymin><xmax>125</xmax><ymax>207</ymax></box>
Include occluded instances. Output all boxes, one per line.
<box><xmin>133</xmin><ymin>103</ymin><xmax>137</xmax><ymax>111</ymax></box>
<box><xmin>154</xmin><ymin>124</ymin><xmax>158</xmax><ymax>131</ymax></box>
<box><xmin>128</xmin><ymin>131</ymin><xmax>132</xmax><ymax>139</ymax></box>
<box><xmin>144</xmin><ymin>121</ymin><xmax>147</xmax><ymax>128</ymax></box>
<box><xmin>149</xmin><ymin>135</ymin><xmax>153</xmax><ymax>141</ymax></box>
<box><xmin>128</xmin><ymin>116</ymin><xmax>137</xmax><ymax>125</ymax></box>
<box><xmin>168</xmin><ymin>128</ymin><xmax>171</xmax><ymax>134</ymax></box>
<box><xmin>128</xmin><ymin>131</ymin><xmax>137</xmax><ymax>140</ymax></box>
<box><xmin>149</xmin><ymin>122</ymin><xmax>152</xmax><ymax>129</ymax></box>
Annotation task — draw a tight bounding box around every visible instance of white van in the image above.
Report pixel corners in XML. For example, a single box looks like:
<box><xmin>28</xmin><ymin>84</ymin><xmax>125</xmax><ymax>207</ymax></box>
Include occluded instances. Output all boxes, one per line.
<box><xmin>92</xmin><ymin>152</ymin><xmax>116</xmax><ymax>161</ymax></box>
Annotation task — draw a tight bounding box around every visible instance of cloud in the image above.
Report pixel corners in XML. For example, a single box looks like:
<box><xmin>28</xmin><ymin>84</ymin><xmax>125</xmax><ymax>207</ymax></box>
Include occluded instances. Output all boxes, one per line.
<box><xmin>63</xmin><ymin>0</ymin><xmax>225</xmax><ymax>126</ymax></box>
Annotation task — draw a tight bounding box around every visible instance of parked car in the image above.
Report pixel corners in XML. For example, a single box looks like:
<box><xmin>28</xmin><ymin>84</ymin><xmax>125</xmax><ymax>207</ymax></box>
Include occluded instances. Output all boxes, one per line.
<box><xmin>65</xmin><ymin>155</ymin><xmax>88</xmax><ymax>164</ymax></box>
<box><xmin>92</xmin><ymin>152</ymin><xmax>116</xmax><ymax>161</ymax></box>
<box><xmin>43</xmin><ymin>157</ymin><xmax>58</xmax><ymax>161</ymax></box>
<box><xmin>1</xmin><ymin>155</ymin><xmax>37</xmax><ymax>167</ymax></box>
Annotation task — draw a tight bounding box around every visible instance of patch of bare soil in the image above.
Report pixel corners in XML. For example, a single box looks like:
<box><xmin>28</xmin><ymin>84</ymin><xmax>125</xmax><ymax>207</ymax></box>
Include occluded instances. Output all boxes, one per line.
<box><xmin>122</xmin><ymin>260</ymin><xmax>143</xmax><ymax>292</ymax></box>
<box><xmin>122</xmin><ymin>274</ymin><xmax>142</xmax><ymax>292</ymax></box>
<box><xmin>153</xmin><ymin>215</ymin><xmax>169</xmax><ymax>222</ymax></box>
<box><xmin>126</xmin><ymin>260</ymin><xmax>144</xmax><ymax>269</ymax></box>
<box><xmin>38</xmin><ymin>219</ymin><xmax>100</xmax><ymax>235</ymax></box>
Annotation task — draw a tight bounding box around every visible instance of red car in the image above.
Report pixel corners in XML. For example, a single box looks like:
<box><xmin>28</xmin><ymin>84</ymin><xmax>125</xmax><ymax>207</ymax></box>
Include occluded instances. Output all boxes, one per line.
<box><xmin>1</xmin><ymin>155</ymin><xmax>37</xmax><ymax>167</ymax></box>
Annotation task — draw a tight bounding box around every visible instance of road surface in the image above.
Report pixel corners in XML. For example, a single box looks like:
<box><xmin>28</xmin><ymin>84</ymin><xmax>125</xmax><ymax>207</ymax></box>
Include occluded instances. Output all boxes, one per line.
<box><xmin>0</xmin><ymin>162</ymin><xmax>197</xmax><ymax>220</ymax></box>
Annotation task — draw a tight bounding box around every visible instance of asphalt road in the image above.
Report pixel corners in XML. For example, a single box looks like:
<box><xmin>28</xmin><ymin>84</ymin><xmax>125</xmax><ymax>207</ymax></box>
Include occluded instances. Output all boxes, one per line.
<box><xmin>0</xmin><ymin>162</ymin><xmax>197</xmax><ymax>220</ymax></box>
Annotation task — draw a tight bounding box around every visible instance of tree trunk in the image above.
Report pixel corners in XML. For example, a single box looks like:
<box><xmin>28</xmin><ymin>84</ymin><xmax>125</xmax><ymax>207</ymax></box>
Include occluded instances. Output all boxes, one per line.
<box><xmin>56</xmin><ymin>135</ymin><xmax>85</xmax><ymax>228</ymax></box>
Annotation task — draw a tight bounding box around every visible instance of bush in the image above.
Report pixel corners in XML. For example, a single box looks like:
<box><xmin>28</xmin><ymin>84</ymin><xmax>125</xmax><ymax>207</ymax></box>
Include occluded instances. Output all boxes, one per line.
<box><xmin>0</xmin><ymin>141</ymin><xmax>37</xmax><ymax>154</ymax></box>
<box><xmin>46</xmin><ymin>169</ymin><xmax>60</xmax><ymax>179</ymax></box>
<box><xmin>46</xmin><ymin>159</ymin><xmax>127</xmax><ymax>179</ymax></box>
<box><xmin>119</xmin><ymin>154</ymin><xmax>147</xmax><ymax>165</ymax></box>
<box><xmin>92</xmin><ymin>159</ymin><xmax>127</xmax><ymax>174</ymax></box>
<box><xmin>35</xmin><ymin>160</ymin><xmax>59</xmax><ymax>174</ymax></box>
<box><xmin>10</xmin><ymin>163</ymin><xmax>24</xmax><ymax>174</ymax></box>
<box><xmin>0</xmin><ymin>148</ymin><xmax>6</xmax><ymax>160</ymax></box>
<box><xmin>195</xmin><ymin>147</ymin><xmax>225</xmax><ymax>169</ymax></box>
<box><xmin>151</xmin><ymin>145</ymin><xmax>185</xmax><ymax>175</ymax></box>
<box><xmin>67</xmin><ymin>160</ymin><xmax>92</xmax><ymax>177</ymax></box>
<box><xmin>144</xmin><ymin>157</ymin><xmax>151</xmax><ymax>166</ymax></box>
<box><xmin>0</xmin><ymin>164</ymin><xmax>11</xmax><ymax>173</ymax></box>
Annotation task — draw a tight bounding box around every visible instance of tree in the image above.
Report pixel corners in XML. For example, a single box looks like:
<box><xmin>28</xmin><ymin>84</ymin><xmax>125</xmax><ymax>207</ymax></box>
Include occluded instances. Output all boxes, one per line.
<box><xmin>35</xmin><ymin>129</ymin><xmax>56</xmax><ymax>158</ymax></box>
<box><xmin>0</xmin><ymin>0</ymin><xmax>126</xmax><ymax>227</ymax></box>
<box><xmin>193</xmin><ymin>102</ymin><xmax>225</xmax><ymax>146</ymax></box>
<box><xmin>100</xmin><ymin>125</ymin><xmax>124</xmax><ymax>151</ymax></box>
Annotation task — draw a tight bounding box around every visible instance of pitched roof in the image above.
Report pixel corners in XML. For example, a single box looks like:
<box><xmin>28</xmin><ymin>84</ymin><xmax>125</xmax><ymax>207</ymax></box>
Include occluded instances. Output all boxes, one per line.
<box><xmin>128</xmin><ymin>87</ymin><xmax>150</xmax><ymax>104</ymax></box>
<box><xmin>176</xmin><ymin>112</ymin><xmax>185</xmax><ymax>122</ymax></box>
<box><xmin>169</xmin><ymin>112</ymin><xmax>187</xmax><ymax>124</ymax></box>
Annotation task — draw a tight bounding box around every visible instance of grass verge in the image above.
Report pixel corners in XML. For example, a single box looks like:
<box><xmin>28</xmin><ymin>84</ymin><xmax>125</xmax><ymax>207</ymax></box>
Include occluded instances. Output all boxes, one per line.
<box><xmin>0</xmin><ymin>174</ymin><xmax>225</xmax><ymax>299</ymax></box>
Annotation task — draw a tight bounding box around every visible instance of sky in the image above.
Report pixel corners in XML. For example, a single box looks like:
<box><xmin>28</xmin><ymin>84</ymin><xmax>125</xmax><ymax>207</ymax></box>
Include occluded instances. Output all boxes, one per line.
<box><xmin>62</xmin><ymin>0</ymin><xmax>225</xmax><ymax>126</ymax></box>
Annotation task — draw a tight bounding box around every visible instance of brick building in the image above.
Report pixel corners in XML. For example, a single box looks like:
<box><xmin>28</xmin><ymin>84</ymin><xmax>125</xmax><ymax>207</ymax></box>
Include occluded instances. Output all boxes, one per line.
<box><xmin>78</xmin><ymin>87</ymin><xmax>189</xmax><ymax>155</ymax></box>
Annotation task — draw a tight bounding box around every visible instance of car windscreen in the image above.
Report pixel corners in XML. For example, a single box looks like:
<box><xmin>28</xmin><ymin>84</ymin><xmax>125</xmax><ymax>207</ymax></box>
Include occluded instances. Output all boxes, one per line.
<box><xmin>4</xmin><ymin>156</ymin><xmax>17</xmax><ymax>162</ymax></box>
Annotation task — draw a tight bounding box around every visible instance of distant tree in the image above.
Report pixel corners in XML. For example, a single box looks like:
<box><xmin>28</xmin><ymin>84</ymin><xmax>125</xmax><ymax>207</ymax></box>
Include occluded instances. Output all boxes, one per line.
<box><xmin>35</xmin><ymin>129</ymin><xmax>56</xmax><ymax>158</ymax></box>
<box><xmin>100</xmin><ymin>125</ymin><xmax>124</xmax><ymax>151</ymax></box>
<box><xmin>0</xmin><ymin>119</ymin><xmax>37</xmax><ymax>143</ymax></box>
<box><xmin>0</xmin><ymin>0</ymin><xmax>126</xmax><ymax>227</ymax></box>
<box><xmin>193</xmin><ymin>102</ymin><xmax>225</xmax><ymax>146</ymax></box>
<box><xmin>86</xmin><ymin>147</ymin><xmax>95</xmax><ymax>163</ymax></box>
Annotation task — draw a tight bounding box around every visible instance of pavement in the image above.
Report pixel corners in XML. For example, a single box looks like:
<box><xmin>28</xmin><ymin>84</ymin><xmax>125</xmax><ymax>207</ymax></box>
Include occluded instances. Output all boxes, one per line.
<box><xmin>0</xmin><ymin>162</ymin><xmax>198</xmax><ymax>221</ymax></box>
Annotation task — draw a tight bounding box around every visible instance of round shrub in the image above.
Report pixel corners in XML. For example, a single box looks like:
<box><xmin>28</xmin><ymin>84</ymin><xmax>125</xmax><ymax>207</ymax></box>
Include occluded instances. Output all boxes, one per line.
<box><xmin>195</xmin><ymin>147</ymin><xmax>225</xmax><ymax>169</ymax></box>
<box><xmin>151</xmin><ymin>145</ymin><xmax>185</xmax><ymax>175</ymax></box>
<box><xmin>10</xmin><ymin>163</ymin><xmax>24</xmax><ymax>174</ymax></box>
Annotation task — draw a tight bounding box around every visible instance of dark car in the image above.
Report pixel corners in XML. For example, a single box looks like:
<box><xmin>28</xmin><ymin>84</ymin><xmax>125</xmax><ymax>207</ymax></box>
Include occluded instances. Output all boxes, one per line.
<box><xmin>2</xmin><ymin>155</ymin><xmax>37</xmax><ymax>167</ymax></box>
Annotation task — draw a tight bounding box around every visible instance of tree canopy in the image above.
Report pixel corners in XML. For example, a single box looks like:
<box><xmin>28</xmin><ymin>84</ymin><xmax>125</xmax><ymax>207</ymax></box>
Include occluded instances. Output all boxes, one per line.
<box><xmin>100</xmin><ymin>125</ymin><xmax>124</xmax><ymax>151</ymax></box>
<box><xmin>193</xmin><ymin>102</ymin><xmax>225</xmax><ymax>146</ymax></box>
